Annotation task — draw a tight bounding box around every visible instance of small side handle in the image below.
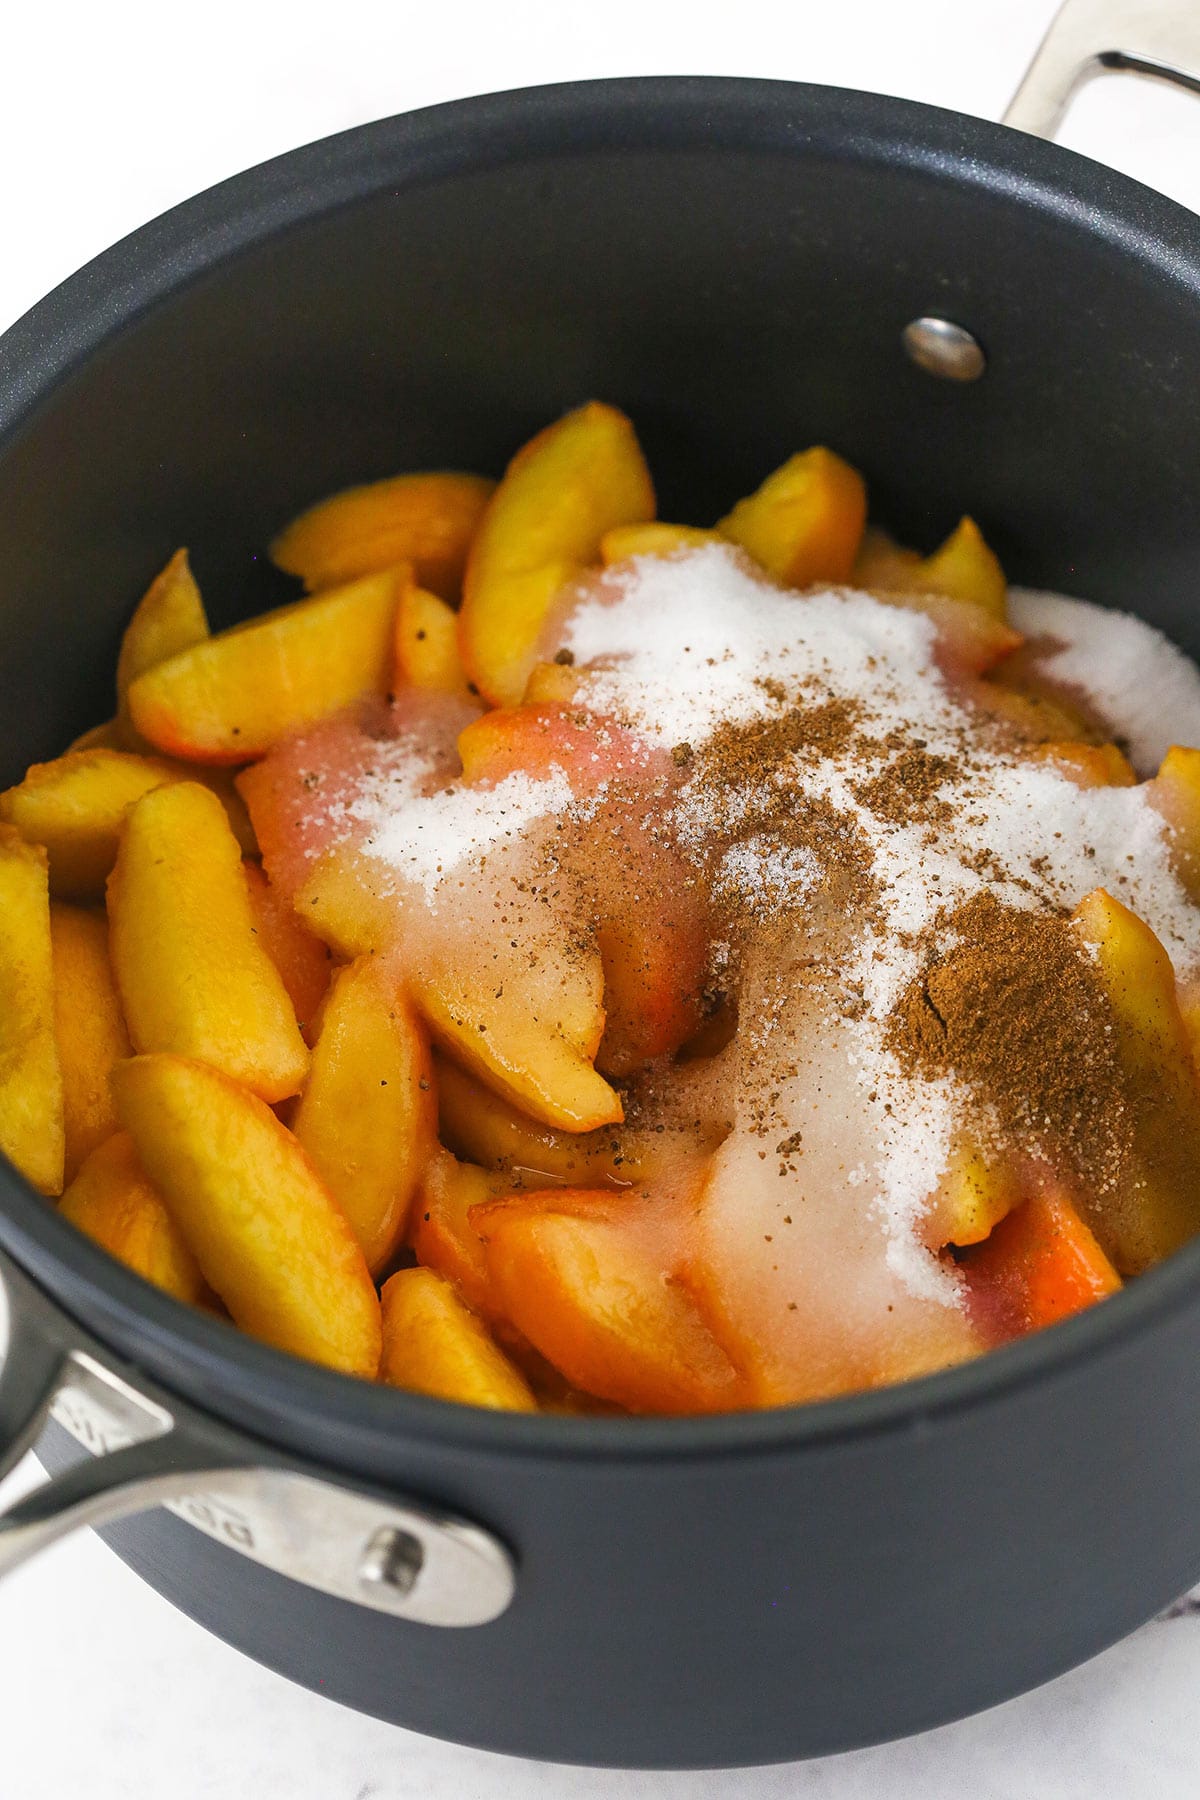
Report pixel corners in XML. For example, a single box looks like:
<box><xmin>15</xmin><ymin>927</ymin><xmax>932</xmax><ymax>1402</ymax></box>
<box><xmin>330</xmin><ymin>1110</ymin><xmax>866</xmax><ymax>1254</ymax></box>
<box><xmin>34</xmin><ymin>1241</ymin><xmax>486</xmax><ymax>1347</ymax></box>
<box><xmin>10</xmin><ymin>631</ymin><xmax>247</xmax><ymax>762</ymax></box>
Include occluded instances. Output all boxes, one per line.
<box><xmin>0</xmin><ymin>1251</ymin><xmax>515</xmax><ymax>1625</ymax></box>
<box><xmin>1004</xmin><ymin>0</ymin><xmax>1200</xmax><ymax>141</ymax></box>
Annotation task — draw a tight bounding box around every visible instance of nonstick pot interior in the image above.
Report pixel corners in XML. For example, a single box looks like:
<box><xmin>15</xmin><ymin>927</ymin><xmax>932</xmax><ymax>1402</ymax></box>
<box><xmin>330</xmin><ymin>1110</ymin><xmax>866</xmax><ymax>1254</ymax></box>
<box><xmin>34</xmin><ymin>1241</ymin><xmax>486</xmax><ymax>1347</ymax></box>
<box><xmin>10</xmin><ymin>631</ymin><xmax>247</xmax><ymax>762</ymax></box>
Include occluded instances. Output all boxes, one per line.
<box><xmin>5</xmin><ymin>76</ymin><xmax>1200</xmax><ymax>1767</ymax></box>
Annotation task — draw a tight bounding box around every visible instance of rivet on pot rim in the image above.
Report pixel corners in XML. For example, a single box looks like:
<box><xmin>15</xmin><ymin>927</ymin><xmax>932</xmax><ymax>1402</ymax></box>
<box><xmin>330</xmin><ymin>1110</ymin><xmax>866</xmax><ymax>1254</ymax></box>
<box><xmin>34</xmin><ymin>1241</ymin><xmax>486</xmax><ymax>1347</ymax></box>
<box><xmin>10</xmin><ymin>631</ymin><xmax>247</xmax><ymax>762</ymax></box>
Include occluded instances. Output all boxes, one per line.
<box><xmin>902</xmin><ymin>317</ymin><xmax>987</xmax><ymax>382</ymax></box>
<box><xmin>360</xmin><ymin>1524</ymin><xmax>426</xmax><ymax>1596</ymax></box>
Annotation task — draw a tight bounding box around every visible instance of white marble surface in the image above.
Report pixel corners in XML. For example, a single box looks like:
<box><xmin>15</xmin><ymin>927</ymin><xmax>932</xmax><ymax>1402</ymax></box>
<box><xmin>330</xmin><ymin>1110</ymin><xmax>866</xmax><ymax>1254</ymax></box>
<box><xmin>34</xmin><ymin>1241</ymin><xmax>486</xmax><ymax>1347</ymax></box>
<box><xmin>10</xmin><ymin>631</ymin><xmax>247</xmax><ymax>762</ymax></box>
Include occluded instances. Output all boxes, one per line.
<box><xmin>5</xmin><ymin>0</ymin><xmax>1200</xmax><ymax>1792</ymax></box>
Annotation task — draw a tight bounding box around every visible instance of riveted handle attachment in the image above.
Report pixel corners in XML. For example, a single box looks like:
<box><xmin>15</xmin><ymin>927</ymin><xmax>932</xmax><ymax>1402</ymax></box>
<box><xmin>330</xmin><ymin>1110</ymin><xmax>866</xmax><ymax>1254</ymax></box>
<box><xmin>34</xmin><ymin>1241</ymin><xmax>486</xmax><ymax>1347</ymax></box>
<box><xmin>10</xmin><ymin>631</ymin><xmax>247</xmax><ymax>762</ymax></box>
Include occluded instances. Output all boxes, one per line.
<box><xmin>1004</xmin><ymin>0</ymin><xmax>1200</xmax><ymax>140</ymax></box>
<box><xmin>0</xmin><ymin>1252</ymin><xmax>515</xmax><ymax>1625</ymax></box>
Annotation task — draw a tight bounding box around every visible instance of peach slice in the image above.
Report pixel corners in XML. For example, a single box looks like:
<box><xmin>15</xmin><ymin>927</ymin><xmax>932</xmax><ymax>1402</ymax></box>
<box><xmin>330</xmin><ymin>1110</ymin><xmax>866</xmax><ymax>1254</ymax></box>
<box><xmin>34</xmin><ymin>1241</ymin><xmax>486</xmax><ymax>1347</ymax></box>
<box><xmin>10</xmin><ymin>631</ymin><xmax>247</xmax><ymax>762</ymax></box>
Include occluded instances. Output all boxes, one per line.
<box><xmin>293</xmin><ymin>960</ymin><xmax>435</xmax><ymax>1273</ymax></box>
<box><xmin>854</xmin><ymin>518</ymin><xmax>1007</xmax><ymax>621</ymax></box>
<box><xmin>114</xmin><ymin>1054</ymin><xmax>381</xmax><ymax>1373</ymax></box>
<box><xmin>415</xmin><ymin>967</ymin><xmax>622</xmax><ymax>1134</ymax></box>
<box><xmin>379</xmin><ymin>1267</ymin><xmax>537</xmax><ymax>1410</ymax></box>
<box><xmin>1072</xmin><ymin>887</ymin><xmax>1200</xmax><ymax>1271</ymax></box>
<box><xmin>600</xmin><ymin>522</ymin><xmax>721</xmax><ymax>563</ymax></box>
<box><xmin>0</xmin><ymin>828</ymin><xmax>64</xmax><ymax>1194</ymax></box>
<box><xmin>410</xmin><ymin>1147</ymin><xmax>507</xmax><ymax>1317</ymax></box>
<box><xmin>271</xmin><ymin>471</ymin><xmax>494</xmax><ymax>600</ymax></box>
<box><xmin>475</xmin><ymin>1193</ymin><xmax>741</xmax><ymax>1414</ymax></box>
<box><xmin>881</xmin><ymin>590</ymin><xmax>1022</xmax><ymax>677</ymax></box>
<box><xmin>243</xmin><ymin>862</ymin><xmax>331</xmax><ymax>1041</ymax></box>
<box><xmin>0</xmin><ymin>748</ymin><xmax>254</xmax><ymax>898</ymax></box>
<box><xmin>962</xmin><ymin>1184</ymin><xmax>1121</xmax><ymax>1338</ymax></box>
<box><xmin>717</xmin><ymin>447</ymin><xmax>866</xmax><ymax>587</ymax></box>
<box><xmin>1146</xmin><ymin>744</ymin><xmax>1200</xmax><ymax>903</ymax></box>
<box><xmin>435</xmin><ymin>1054</ymin><xmax>655</xmax><ymax>1187</ymax></box>
<box><xmin>116</xmin><ymin>549</ymin><xmax>209</xmax><ymax>743</ymax></box>
<box><xmin>393</xmin><ymin>579</ymin><xmax>473</xmax><ymax>698</ymax></box>
<box><xmin>127</xmin><ymin>569</ymin><xmax>404</xmax><ymax>762</ymax></box>
<box><xmin>1027</xmin><ymin>741</ymin><xmax>1136</xmax><ymax>787</ymax></box>
<box><xmin>108</xmin><ymin>782</ymin><xmax>308</xmax><ymax>1103</ymax></box>
<box><xmin>49</xmin><ymin>903</ymin><xmax>131</xmax><ymax>1183</ymax></box>
<box><xmin>67</xmin><ymin>721</ymin><xmax>124</xmax><ymax>753</ymax></box>
<box><xmin>59</xmin><ymin>1132</ymin><xmax>213</xmax><ymax>1306</ymax></box>
<box><xmin>921</xmin><ymin>1139</ymin><xmax>1021</xmax><ymax>1250</ymax></box>
<box><xmin>459</xmin><ymin>402</ymin><xmax>655</xmax><ymax>706</ymax></box>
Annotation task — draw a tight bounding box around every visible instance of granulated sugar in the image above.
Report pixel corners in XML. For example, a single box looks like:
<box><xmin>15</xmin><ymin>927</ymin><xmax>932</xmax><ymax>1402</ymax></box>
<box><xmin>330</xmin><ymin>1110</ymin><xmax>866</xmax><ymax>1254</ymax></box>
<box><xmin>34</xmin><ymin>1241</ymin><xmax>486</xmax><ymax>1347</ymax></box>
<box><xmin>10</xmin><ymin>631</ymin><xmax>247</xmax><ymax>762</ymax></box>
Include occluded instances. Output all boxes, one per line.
<box><xmin>1009</xmin><ymin>587</ymin><xmax>1200</xmax><ymax>772</ymax></box>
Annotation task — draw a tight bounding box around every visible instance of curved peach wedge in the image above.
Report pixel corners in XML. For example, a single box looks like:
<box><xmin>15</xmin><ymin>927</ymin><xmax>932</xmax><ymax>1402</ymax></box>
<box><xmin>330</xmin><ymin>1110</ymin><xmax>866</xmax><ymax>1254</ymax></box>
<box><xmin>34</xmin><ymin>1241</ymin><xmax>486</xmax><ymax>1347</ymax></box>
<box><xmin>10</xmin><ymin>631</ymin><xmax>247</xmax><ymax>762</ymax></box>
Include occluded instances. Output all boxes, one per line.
<box><xmin>475</xmin><ymin>1194</ymin><xmax>741</xmax><ymax>1413</ymax></box>
<box><xmin>393</xmin><ymin>579</ymin><xmax>473</xmax><ymax>698</ymax></box>
<box><xmin>243</xmin><ymin>861</ymin><xmax>331</xmax><ymax>1040</ymax></box>
<box><xmin>114</xmin><ymin>1054</ymin><xmax>381</xmax><ymax>1375</ymax></box>
<box><xmin>460</xmin><ymin>402</ymin><xmax>655</xmax><ymax>706</ymax></box>
<box><xmin>50</xmin><ymin>903</ymin><xmax>131</xmax><ymax>1183</ymax></box>
<box><xmin>379</xmin><ymin>1267</ymin><xmax>536</xmax><ymax>1411</ymax></box>
<box><xmin>1146</xmin><ymin>744</ymin><xmax>1200</xmax><ymax>902</ymax></box>
<box><xmin>108</xmin><ymin>782</ymin><xmax>308</xmax><ymax>1103</ymax></box>
<box><xmin>436</xmin><ymin>1054</ymin><xmax>654</xmax><ymax>1187</ymax></box>
<box><xmin>410</xmin><ymin>1147</ymin><xmax>506</xmax><ymax>1316</ymax></box>
<box><xmin>293</xmin><ymin>960</ymin><xmax>435</xmax><ymax>1273</ymax></box>
<box><xmin>271</xmin><ymin>471</ymin><xmax>494</xmax><ymax>599</ymax></box>
<box><xmin>600</xmin><ymin>522</ymin><xmax>720</xmax><ymax>563</ymax></box>
<box><xmin>717</xmin><ymin>447</ymin><xmax>866</xmax><ymax>587</ymax></box>
<box><xmin>0</xmin><ymin>828</ymin><xmax>64</xmax><ymax>1194</ymax></box>
<box><xmin>127</xmin><ymin>570</ymin><xmax>403</xmax><ymax>762</ymax></box>
<box><xmin>59</xmin><ymin>1132</ymin><xmax>213</xmax><ymax>1307</ymax></box>
<box><xmin>854</xmin><ymin>518</ymin><xmax>1008</xmax><ymax>621</ymax></box>
<box><xmin>1072</xmin><ymin>887</ymin><xmax>1200</xmax><ymax>1271</ymax></box>
<box><xmin>116</xmin><ymin>548</ymin><xmax>209</xmax><ymax>743</ymax></box>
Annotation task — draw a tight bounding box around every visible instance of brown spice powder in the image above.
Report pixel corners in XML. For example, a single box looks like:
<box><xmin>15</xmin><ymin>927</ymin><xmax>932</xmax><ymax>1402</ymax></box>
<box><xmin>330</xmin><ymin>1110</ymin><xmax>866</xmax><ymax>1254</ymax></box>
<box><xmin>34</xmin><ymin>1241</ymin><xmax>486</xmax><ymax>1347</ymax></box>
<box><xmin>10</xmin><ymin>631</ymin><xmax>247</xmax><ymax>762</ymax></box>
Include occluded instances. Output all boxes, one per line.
<box><xmin>886</xmin><ymin>892</ymin><xmax>1128</xmax><ymax>1196</ymax></box>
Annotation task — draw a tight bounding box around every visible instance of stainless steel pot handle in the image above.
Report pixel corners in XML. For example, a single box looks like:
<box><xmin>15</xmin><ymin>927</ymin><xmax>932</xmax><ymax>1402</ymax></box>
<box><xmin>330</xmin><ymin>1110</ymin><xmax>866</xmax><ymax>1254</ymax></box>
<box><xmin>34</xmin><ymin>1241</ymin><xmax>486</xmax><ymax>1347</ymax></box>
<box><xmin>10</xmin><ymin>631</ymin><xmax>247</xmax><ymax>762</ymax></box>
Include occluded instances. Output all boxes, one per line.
<box><xmin>1005</xmin><ymin>0</ymin><xmax>1200</xmax><ymax>140</ymax></box>
<box><xmin>0</xmin><ymin>1252</ymin><xmax>515</xmax><ymax>1625</ymax></box>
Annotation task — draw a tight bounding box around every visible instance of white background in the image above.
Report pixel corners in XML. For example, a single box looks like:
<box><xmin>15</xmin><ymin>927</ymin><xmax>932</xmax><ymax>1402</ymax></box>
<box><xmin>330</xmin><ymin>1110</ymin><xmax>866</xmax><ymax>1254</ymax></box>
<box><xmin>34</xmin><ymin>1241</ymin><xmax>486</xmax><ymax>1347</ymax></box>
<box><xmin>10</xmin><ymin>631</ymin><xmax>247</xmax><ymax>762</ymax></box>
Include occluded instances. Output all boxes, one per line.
<box><xmin>4</xmin><ymin>1</ymin><xmax>1200</xmax><ymax>1795</ymax></box>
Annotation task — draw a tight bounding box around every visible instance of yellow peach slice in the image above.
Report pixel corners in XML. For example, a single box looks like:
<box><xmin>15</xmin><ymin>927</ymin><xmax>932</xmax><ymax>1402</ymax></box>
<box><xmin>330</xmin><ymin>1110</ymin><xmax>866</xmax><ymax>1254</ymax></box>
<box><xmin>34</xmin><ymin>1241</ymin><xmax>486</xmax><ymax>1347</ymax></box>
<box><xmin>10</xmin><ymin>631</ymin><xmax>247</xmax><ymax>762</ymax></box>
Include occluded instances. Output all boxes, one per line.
<box><xmin>67</xmin><ymin>721</ymin><xmax>124</xmax><ymax>753</ymax></box>
<box><xmin>379</xmin><ymin>1267</ymin><xmax>536</xmax><ymax>1411</ymax></box>
<box><xmin>393</xmin><ymin>580</ymin><xmax>473</xmax><ymax>698</ymax></box>
<box><xmin>108</xmin><ymin>782</ymin><xmax>308</xmax><ymax>1103</ymax></box>
<box><xmin>415</xmin><ymin>969</ymin><xmax>622</xmax><ymax>1134</ymax></box>
<box><xmin>854</xmin><ymin>517</ymin><xmax>1007</xmax><ymax>621</ymax></box>
<box><xmin>921</xmin><ymin>1139</ymin><xmax>1021</xmax><ymax>1249</ymax></box>
<box><xmin>116</xmin><ymin>549</ymin><xmax>209</xmax><ymax>743</ymax></box>
<box><xmin>271</xmin><ymin>471</ymin><xmax>494</xmax><ymax>600</ymax></box>
<box><xmin>717</xmin><ymin>447</ymin><xmax>866</xmax><ymax>587</ymax></box>
<box><xmin>410</xmin><ymin>1147</ymin><xmax>507</xmax><ymax>1316</ymax></box>
<box><xmin>459</xmin><ymin>402</ymin><xmax>655</xmax><ymax>706</ymax></box>
<box><xmin>243</xmin><ymin>861</ymin><xmax>331</xmax><ymax>1040</ymax></box>
<box><xmin>114</xmin><ymin>1054</ymin><xmax>380</xmax><ymax>1373</ymax></box>
<box><xmin>126</xmin><ymin>570</ymin><xmax>403</xmax><ymax>762</ymax></box>
<box><xmin>59</xmin><ymin>1132</ymin><xmax>212</xmax><ymax>1306</ymax></box>
<box><xmin>475</xmin><ymin>1194</ymin><xmax>740</xmax><ymax>1414</ymax></box>
<box><xmin>1072</xmin><ymin>888</ymin><xmax>1200</xmax><ymax>1271</ymax></box>
<box><xmin>435</xmin><ymin>1053</ymin><xmax>652</xmax><ymax>1186</ymax></box>
<box><xmin>0</xmin><ymin>748</ymin><xmax>254</xmax><ymax>898</ymax></box>
<box><xmin>0</xmin><ymin>828</ymin><xmax>64</xmax><ymax>1194</ymax></box>
<box><xmin>1146</xmin><ymin>745</ymin><xmax>1200</xmax><ymax>903</ymax></box>
<box><xmin>1027</xmin><ymin>741</ymin><xmax>1136</xmax><ymax>787</ymax></box>
<box><xmin>600</xmin><ymin>522</ymin><xmax>720</xmax><ymax>563</ymax></box>
<box><xmin>49</xmin><ymin>903</ymin><xmax>131</xmax><ymax>1183</ymax></box>
<box><xmin>293</xmin><ymin>960</ymin><xmax>435</xmax><ymax>1273</ymax></box>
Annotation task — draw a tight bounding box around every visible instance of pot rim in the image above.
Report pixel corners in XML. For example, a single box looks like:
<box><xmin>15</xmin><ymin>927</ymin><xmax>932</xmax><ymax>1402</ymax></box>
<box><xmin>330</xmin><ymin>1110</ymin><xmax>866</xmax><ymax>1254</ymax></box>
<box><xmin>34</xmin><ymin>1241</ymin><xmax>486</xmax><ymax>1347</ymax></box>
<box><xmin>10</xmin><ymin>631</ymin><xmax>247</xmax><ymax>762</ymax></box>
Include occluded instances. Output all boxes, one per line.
<box><xmin>5</xmin><ymin>72</ymin><xmax>1200</xmax><ymax>1467</ymax></box>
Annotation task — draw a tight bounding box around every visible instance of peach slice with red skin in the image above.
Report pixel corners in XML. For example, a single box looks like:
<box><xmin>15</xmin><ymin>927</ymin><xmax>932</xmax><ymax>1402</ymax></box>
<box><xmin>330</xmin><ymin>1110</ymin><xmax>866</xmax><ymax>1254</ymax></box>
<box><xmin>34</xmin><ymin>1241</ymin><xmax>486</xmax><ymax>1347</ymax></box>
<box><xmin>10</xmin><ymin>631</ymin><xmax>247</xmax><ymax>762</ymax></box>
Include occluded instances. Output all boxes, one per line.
<box><xmin>717</xmin><ymin>447</ymin><xmax>866</xmax><ymax>588</ymax></box>
<box><xmin>459</xmin><ymin>402</ymin><xmax>655</xmax><ymax>707</ymax></box>
<box><xmin>108</xmin><ymin>782</ymin><xmax>308</xmax><ymax>1103</ymax></box>
<box><xmin>127</xmin><ymin>569</ymin><xmax>405</xmax><ymax>763</ymax></box>
<box><xmin>0</xmin><ymin>827</ymin><xmax>64</xmax><ymax>1195</ymax></box>
<box><xmin>114</xmin><ymin>1053</ymin><xmax>381</xmax><ymax>1375</ymax></box>
<box><xmin>961</xmin><ymin>1183</ymin><xmax>1121</xmax><ymax>1340</ymax></box>
<box><xmin>473</xmin><ymin>1189</ymin><xmax>742</xmax><ymax>1414</ymax></box>
<box><xmin>271</xmin><ymin>471</ymin><xmax>495</xmax><ymax>600</ymax></box>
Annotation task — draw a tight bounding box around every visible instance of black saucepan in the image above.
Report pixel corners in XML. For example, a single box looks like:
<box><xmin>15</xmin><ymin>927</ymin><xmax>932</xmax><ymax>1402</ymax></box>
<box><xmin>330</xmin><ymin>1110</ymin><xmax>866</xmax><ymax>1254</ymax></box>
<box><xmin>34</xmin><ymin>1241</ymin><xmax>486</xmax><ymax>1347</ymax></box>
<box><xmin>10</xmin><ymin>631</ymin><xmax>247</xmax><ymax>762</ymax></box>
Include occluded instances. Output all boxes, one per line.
<box><xmin>3</xmin><ymin>0</ymin><xmax>1200</xmax><ymax>1769</ymax></box>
